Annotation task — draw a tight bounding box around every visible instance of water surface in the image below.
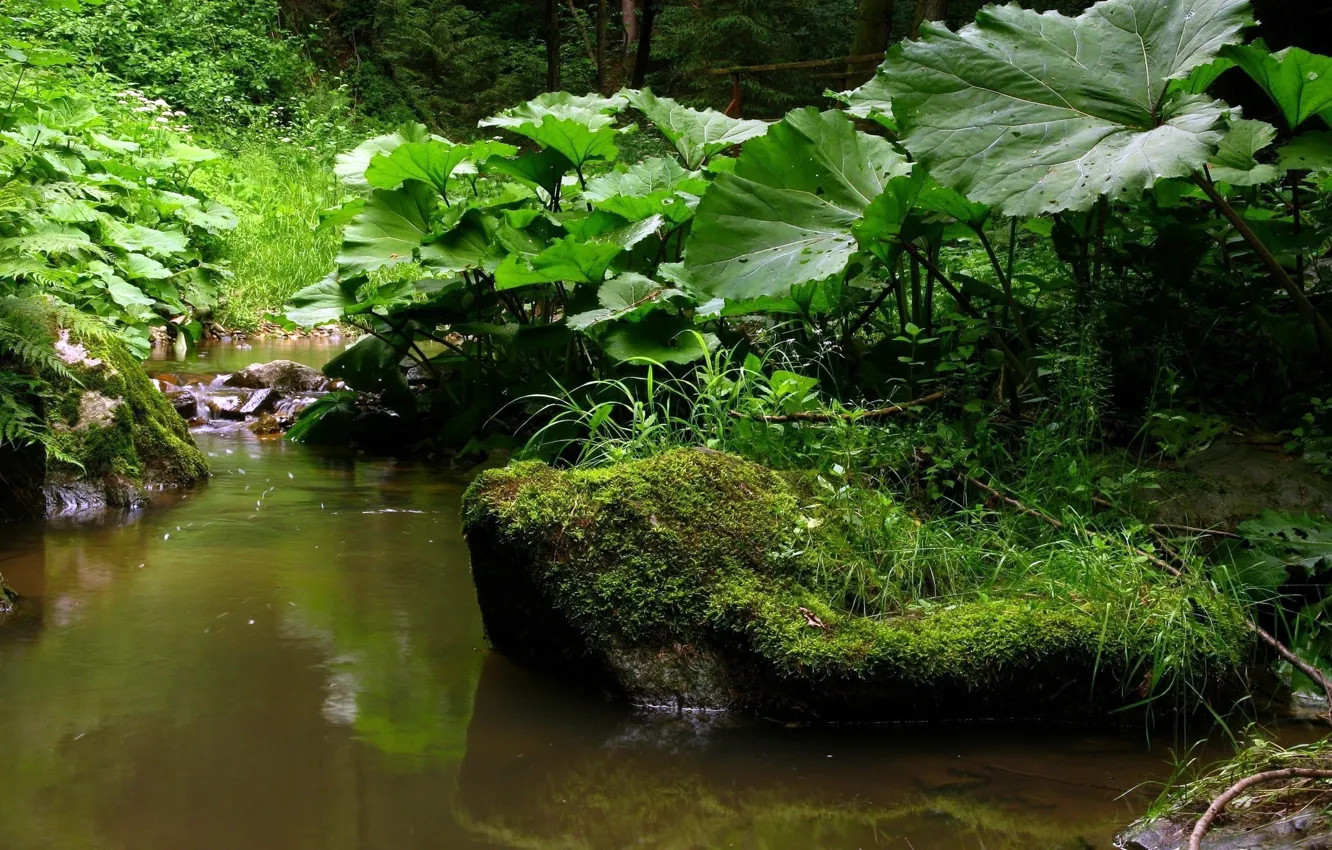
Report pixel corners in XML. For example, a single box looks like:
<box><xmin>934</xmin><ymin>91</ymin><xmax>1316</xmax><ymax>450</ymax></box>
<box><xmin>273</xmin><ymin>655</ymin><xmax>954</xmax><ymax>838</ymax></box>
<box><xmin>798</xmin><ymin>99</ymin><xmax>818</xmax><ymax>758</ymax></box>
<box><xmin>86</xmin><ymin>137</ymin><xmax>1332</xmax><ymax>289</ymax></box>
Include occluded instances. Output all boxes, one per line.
<box><xmin>0</xmin><ymin>342</ymin><xmax>1281</xmax><ymax>849</ymax></box>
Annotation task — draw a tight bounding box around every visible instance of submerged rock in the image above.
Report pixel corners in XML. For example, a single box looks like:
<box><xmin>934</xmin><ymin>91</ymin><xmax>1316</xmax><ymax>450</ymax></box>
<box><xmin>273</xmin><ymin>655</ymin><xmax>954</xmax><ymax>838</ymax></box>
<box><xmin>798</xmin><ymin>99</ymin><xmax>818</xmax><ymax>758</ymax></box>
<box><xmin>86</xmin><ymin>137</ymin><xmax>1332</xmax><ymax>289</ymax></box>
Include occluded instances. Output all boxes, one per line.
<box><xmin>2</xmin><ymin>328</ymin><xmax>210</xmax><ymax>520</ymax></box>
<box><xmin>462</xmin><ymin>450</ymin><xmax>1251</xmax><ymax>721</ymax></box>
<box><xmin>224</xmin><ymin>360</ymin><xmax>328</xmax><ymax>393</ymax></box>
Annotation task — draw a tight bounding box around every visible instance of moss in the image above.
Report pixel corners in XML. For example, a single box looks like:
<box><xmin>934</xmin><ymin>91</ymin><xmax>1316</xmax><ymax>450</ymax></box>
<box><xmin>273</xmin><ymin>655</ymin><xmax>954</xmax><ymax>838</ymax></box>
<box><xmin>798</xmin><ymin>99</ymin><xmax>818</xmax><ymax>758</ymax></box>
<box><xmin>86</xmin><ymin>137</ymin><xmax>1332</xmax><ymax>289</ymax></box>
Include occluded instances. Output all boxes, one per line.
<box><xmin>0</xmin><ymin>571</ymin><xmax>14</xmax><ymax>615</ymax></box>
<box><xmin>464</xmin><ymin>449</ymin><xmax>1253</xmax><ymax>719</ymax></box>
<box><xmin>45</xmin><ymin>330</ymin><xmax>208</xmax><ymax>489</ymax></box>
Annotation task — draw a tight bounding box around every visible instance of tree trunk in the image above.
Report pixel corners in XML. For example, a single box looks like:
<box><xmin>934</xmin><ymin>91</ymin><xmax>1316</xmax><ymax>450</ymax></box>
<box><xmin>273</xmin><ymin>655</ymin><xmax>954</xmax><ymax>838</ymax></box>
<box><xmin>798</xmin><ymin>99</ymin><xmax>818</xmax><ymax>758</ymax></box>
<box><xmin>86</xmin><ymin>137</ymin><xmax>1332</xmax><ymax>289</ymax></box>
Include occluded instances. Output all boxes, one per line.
<box><xmin>546</xmin><ymin>0</ymin><xmax>561</xmax><ymax>91</ymax></box>
<box><xmin>597</xmin><ymin>0</ymin><xmax>608</xmax><ymax>92</ymax></box>
<box><xmin>912</xmin><ymin>0</ymin><xmax>949</xmax><ymax>38</ymax></box>
<box><xmin>630</xmin><ymin>0</ymin><xmax>656</xmax><ymax>88</ymax></box>
<box><xmin>622</xmin><ymin>0</ymin><xmax>638</xmax><ymax>49</ymax></box>
<box><xmin>847</xmin><ymin>0</ymin><xmax>894</xmax><ymax>86</ymax></box>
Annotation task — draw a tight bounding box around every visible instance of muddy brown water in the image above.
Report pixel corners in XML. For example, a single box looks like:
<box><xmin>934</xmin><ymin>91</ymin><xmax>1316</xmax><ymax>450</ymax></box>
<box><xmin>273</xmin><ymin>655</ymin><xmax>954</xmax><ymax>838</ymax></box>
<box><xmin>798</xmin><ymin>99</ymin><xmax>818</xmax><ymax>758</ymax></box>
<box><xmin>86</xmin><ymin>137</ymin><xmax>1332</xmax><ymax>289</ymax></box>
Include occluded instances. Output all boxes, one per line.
<box><xmin>0</xmin><ymin>341</ymin><xmax>1314</xmax><ymax>849</ymax></box>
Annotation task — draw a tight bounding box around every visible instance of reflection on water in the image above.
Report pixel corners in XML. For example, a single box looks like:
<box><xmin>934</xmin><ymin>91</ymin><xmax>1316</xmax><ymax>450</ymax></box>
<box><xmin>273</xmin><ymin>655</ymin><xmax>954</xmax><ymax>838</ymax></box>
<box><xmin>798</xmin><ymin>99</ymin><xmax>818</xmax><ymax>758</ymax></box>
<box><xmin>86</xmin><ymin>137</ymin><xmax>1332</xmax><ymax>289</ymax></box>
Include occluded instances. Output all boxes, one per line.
<box><xmin>0</xmin><ymin>342</ymin><xmax>1282</xmax><ymax>849</ymax></box>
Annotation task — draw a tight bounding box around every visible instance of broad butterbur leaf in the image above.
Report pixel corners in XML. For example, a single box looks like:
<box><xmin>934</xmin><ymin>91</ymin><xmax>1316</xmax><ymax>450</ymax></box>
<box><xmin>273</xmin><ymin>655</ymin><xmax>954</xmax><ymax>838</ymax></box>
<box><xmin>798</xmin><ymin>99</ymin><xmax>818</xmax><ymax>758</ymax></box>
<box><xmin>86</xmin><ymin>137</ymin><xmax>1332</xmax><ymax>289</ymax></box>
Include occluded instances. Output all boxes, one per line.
<box><xmin>335</xmin><ymin>123</ymin><xmax>432</xmax><ymax>190</ymax></box>
<box><xmin>1222</xmin><ymin>42</ymin><xmax>1332</xmax><ymax>131</ymax></box>
<box><xmin>1209</xmin><ymin>119</ymin><xmax>1279</xmax><ymax>186</ymax></box>
<box><xmin>1279</xmin><ymin>131</ymin><xmax>1332</xmax><ymax>174</ymax></box>
<box><xmin>861</xmin><ymin>0</ymin><xmax>1252</xmax><ymax>216</ymax></box>
<box><xmin>567</xmin><ymin>273</ymin><xmax>685</xmax><ymax>330</ymax></box>
<box><xmin>622</xmin><ymin>88</ymin><xmax>769</xmax><ymax>169</ymax></box>
<box><xmin>337</xmin><ymin>182</ymin><xmax>436</xmax><ymax>274</ymax></box>
<box><xmin>601</xmin><ymin>314</ymin><xmax>718</xmax><ymax>365</ymax></box>
<box><xmin>584</xmin><ymin>157</ymin><xmax>709</xmax><ymax>223</ymax></box>
<box><xmin>684</xmin><ymin>108</ymin><xmax>908</xmax><ymax>301</ymax></box>
<box><xmin>481</xmin><ymin>92</ymin><xmax>628</xmax><ymax>171</ymax></box>
<box><xmin>286</xmin><ymin>273</ymin><xmax>364</xmax><ymax>327</ymax></box>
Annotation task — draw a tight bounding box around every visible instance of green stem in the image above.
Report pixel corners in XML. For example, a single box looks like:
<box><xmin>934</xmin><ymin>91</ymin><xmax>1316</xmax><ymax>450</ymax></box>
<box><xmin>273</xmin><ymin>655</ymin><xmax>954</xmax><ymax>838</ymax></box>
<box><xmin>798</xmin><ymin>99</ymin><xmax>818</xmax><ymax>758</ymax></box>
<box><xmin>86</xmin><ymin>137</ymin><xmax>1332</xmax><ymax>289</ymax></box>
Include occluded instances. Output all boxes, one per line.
<box><xmin>1195</xmin><ymin>171</ymin><xmax>1332</xmax><ymax>356</ymax></box>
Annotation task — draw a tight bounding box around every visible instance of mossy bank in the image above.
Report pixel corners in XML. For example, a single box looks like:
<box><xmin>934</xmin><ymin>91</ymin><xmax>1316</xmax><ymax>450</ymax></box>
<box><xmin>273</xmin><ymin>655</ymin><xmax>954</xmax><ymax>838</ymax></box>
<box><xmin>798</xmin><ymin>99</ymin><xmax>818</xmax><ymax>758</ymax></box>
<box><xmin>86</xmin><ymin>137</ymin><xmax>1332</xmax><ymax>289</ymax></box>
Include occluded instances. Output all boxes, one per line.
<box><xmin>0</xmin><ymin>327</ymin><xmax>208</xmax><ymax>520</ymax></box>
<box><xmin>462</xmin><ymin>450</ymin><xmax>1254</xmax><ymax>722</ymax></box>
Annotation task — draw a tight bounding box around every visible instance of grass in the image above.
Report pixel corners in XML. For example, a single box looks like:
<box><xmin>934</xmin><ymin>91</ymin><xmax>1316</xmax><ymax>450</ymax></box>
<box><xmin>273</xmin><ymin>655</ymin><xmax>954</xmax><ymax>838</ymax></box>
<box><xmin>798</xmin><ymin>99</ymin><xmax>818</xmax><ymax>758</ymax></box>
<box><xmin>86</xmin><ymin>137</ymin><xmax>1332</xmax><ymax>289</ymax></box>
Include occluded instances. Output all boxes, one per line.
<box><xmin>200</xmin><ymin>142</ymin><xmax>342</xmax><ymax>332</ymax></box>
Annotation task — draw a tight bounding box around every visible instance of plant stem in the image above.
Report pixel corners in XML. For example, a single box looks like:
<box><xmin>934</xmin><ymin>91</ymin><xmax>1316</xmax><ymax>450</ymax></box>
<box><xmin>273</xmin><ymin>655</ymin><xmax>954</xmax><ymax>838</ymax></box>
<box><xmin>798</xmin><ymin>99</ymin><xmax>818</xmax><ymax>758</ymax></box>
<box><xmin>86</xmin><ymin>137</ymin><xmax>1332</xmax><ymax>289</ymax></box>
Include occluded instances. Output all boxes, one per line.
<box><xmin>977</xmin><ymin>226</ymin><xmax>1033</xmax><ymax>353</ymax></box>
<box><xmin>1194</xmin><ymin>171</ymin><xmax>1332</xmax><ymax>355</ymax></box>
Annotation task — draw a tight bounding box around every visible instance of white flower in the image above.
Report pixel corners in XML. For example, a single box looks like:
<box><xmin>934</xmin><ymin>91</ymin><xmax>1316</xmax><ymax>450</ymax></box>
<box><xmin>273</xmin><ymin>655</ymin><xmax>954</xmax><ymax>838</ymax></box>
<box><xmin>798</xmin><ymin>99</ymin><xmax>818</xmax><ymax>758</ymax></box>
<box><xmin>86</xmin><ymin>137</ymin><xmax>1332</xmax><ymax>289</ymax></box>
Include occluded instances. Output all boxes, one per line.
<box><xmin>155</xmin><ymin>116</ymin><xmax>170</xmax><ymax>123</ymax></box>
<box><xmin>133</xmin><ymin>105</ymin><xmax>155</xmax><ymax>113</ymax></box>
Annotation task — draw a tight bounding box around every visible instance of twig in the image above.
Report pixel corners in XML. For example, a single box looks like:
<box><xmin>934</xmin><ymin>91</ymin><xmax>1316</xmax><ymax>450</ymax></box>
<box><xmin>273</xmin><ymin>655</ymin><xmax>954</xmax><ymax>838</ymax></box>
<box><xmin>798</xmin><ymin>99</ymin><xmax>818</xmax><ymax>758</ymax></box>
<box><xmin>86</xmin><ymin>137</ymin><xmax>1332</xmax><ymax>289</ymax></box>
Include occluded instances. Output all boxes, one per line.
<box><xmin>1189</xmin><ymin>768</ymin><xmax>1332</xmax><ymax>850</ymax></box>
<box><xmin>730</xmin><ymin>391</ymin><xmax>944</xmax><ymax>423</ymax></box>
<box><xmin>1249</xmin><ymin>622</ymin><xmax>1332</xmax><ymax>712</ymax></box>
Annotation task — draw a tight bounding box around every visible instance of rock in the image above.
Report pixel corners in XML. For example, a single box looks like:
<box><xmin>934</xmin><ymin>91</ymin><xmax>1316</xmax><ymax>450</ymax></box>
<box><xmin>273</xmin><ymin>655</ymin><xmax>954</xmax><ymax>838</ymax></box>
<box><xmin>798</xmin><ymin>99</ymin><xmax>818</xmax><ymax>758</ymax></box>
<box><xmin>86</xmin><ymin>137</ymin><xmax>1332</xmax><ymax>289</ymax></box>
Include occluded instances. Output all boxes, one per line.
<box><xmin>205</xmin><ymin>393</ymin><xmax>245</xmax><ymax>420</ymax></box>
<box><xmin>1118</xmin><ymin>813</ymin><xmax>1332</xmax><ymax>849</ymax></box>
<box><xmin>225</xmin><ymin>360</ymin><xmax>326</xmax><ymax>393</ymax></box>
<box><xmin>1153</xmin><ymin>437</ymin><xmax>1332</xmax><ymax>529</ymax></box>
<box><xmin>28</xmin><ymin>327</ymin><xmax>208</xmax><ymax>519</ymax></box>
<box><xmin>0</xmin><ymin>572</ymin><xmax>15</xmax><ymax>616</ymax></box>
<box><xmin>248</xmin><ymin>413</ymin><xmax>283</xmax><ymax>435</ymax></box>
<box><xmin>164</xmin><ymin>389</ymin><xmax>198</xmax><ymax>420</ymax></box>
<box><xmin>239</xmin><ymin>387</ymin><xmax>280</xmax><ymax>416</ymax></box>
<box><xmin>463</xmin><ymin>450</ymin><xmax>1251</xmax><ymax>721</ymax></box>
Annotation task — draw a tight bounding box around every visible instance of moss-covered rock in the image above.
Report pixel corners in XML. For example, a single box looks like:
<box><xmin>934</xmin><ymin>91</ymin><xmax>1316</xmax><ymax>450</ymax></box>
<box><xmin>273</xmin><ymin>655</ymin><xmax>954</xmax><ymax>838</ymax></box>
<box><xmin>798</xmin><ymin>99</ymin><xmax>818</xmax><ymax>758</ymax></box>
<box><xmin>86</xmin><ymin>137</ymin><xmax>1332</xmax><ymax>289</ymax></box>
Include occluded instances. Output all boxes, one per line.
<box><xmin>463</xmin><ymin>449</ymin><xmax>1252</xmax><ymax>721</ymax></box>
<box><xmin>38</xmin><ymin>328</ymin><xmax>208</xmax><ymax>516</ymax></box>
<box><xmin>0</xmin><ymin>571</ymin><xmax>15</xmax><ymax>616</ymax></box>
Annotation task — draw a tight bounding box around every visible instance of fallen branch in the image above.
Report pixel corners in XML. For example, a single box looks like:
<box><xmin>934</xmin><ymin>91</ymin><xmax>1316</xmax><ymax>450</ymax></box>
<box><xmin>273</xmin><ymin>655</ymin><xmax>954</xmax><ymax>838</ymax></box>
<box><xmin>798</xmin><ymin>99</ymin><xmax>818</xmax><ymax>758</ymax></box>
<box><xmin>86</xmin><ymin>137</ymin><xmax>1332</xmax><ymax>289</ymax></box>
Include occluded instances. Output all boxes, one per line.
<box><xmin>730</xmin><ymin>391</ymin><xmax>944</xmax><ymax>424</ymax></box>
<box><xmin>1189</xmin><ymin>767</ymin><xmax>1332</xmax><ymax>850</ymax></box>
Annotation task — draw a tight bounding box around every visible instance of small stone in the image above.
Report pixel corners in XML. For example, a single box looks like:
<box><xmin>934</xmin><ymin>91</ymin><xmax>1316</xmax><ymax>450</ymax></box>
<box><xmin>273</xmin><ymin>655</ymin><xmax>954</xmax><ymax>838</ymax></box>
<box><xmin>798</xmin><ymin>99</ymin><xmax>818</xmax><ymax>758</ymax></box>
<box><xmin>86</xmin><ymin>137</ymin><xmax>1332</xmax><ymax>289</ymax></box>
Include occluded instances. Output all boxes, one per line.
<box><xmin>225</xmin><ymin>360</ymin><xmax>328</xmax><ymax>393</ymax></box>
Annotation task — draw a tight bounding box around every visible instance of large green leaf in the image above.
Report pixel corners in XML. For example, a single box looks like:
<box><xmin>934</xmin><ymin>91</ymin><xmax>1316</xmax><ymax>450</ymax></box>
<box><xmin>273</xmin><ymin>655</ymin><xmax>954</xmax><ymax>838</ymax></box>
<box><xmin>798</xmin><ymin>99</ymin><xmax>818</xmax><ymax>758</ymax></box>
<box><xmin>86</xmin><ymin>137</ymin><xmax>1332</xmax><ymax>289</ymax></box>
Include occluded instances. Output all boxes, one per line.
<box><xmin>584</xmin><ymin>157</ymin><xmax>709</xmax><ymax>223</ymax></box>
<box><xmin>493</xmin><ymin>237</ymin><xmax>625</xmax><ymax>289</ymax></box>
<box><xmin>285</xmin><ymin>272</ymin><xmax>363</xmax><ymax>326</ymax></box>
<box><xmin>1209</xmin><ymin>118</ymin><xmax>1279</xmax><ymax>186</ymax></box>
<box><xmin>1279</xmin><ymin>131</ymin><xmax>1332</xmax><ymax>175</ymax></box>
<box><xmin>480</xmin><ymin>92</ymin><xmax>628</xmax><ymax>171</ymax></box>
<box><xmin>567</xmin><ymin>273</ymin><xmax>685</xmax><ymax>330</ymax></box>
<box><xmin>622</xmin><ymin>88</ymin><xmax>769</xmax><ymax>170</ymax></box>
<box><xmin>481</xmin><ymin>148</ymin><xmax>574</xmax><ymax>200</ymax></box>
<box><xmin>419</xmin><ymin>209</ymin><xmax>499</xmax><ymax>274</ymax></box>
<box><xmin>601</xmin><ymin>314</ymin><xmax>718</xmax><ymax>365</ymax></box>
<box><xmin>1222</xmin><ymin>42</ymin><xmax>1332</xmax><ymax>131</ymax></box>
<box><xmin>102</xmin><ymin>222</ymin><xmax>189</xmax><ymax>257</ymax></box>
<box><xmin>334</xmin><ymin>123</ymin><xmax>432</xmax><ymax>190</ymax></box>
<box><xmin>337</xmin><ymin>182</ymin><xmax>436</xmax><ymax>274</ymax></box>
<box><xmin>860</xmin><ymin>0</ymin><xmax>1252</xmax><ymax>216</ymax></box>
<box><xmin>683</xmin><ymin>108</ymin><xmax>908</xmax><ymax>301</ymax></box>
<box><xmin>364</xmin><ymin>139</ymin><xmax>518</xmax><ymax>197</ymax></box>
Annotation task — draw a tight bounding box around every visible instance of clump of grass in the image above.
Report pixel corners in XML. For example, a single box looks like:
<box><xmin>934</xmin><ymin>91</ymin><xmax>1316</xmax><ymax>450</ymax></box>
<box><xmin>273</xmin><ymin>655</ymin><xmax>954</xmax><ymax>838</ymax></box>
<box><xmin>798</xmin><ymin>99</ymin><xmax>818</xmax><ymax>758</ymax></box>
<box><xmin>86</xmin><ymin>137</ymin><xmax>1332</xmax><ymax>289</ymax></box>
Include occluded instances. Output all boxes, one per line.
<box><xmin>1141</xmin><ymin>735</ymin><xmax>1332</xmax><ymax>829</ymax></box>
<box><xmin>200</xmin><ymin>143</ymin><xmax>342</xmax><ymax>331</ymax></box>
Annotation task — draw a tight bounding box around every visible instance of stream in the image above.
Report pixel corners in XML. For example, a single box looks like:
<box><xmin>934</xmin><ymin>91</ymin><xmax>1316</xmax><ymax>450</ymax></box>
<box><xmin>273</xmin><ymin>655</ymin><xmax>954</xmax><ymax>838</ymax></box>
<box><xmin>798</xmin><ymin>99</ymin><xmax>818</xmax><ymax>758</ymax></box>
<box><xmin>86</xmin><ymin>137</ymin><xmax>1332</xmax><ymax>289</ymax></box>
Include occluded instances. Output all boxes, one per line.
<box><xmin>0</xmin><ymin>341</ymin><xmax>1305</xmax><ymax>849</ymax></box>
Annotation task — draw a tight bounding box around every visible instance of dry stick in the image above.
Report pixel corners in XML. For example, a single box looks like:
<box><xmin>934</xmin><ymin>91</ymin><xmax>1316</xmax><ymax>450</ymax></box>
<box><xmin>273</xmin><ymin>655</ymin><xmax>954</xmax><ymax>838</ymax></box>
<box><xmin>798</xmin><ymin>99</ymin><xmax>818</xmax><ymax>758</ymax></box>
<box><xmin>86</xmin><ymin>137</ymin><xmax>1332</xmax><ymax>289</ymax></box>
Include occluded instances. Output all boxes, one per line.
<box><xmin>1188</xmin><ymin>767</ymin><xmax>1332</xmax><ymax>850</ymax></box>
<box><xmin>1194</xmin><ymin>171</ymin><xmax>1332</xmax><ymax>354</ymax></box>
<box><xmin>730</xmin><ymin>391</ymin><xmax>944</xmax><ymax>424</ymax></box>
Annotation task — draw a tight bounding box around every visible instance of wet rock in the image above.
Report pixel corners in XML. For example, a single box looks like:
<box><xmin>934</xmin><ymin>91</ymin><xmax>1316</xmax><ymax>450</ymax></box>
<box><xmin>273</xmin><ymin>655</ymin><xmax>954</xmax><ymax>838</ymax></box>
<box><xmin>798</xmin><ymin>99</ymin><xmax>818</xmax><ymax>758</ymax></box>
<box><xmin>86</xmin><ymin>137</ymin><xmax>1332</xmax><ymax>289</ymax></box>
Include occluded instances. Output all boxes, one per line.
<box><xmin>206</xmin><ymin>393</ymin><xmax>246</xmax><ymax>420</ymax></box>
<box><xmin>225</xmin><ymin>361</ymin><xmax>326</xmax><ymax>393</ymax></box>
<box><xmin>239</xmin><ymin>387</ymin><xmax>280</xmax><ymax>416</ymax></box>
<box><xmin>248</xmin><ymin>413</ymin><xmax>283</xmax><ymax>435</ymax></box>
<box><xmin>1118</xmin><ymin>812</ymin><xmax>1332</xmax><ymax>849</ymax></box>
<box><xmin>165</xmin><ymin>389</ymin><xmax>198</xmax><ymax>419</ymax></box>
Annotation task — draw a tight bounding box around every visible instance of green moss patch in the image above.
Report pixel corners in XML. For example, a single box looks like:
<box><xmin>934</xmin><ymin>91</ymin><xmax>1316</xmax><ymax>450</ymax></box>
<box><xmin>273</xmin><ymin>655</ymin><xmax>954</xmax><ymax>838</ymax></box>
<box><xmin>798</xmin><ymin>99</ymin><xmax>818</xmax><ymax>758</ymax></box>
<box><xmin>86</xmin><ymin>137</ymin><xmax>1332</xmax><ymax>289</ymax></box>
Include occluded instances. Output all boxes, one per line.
<box><xmin>464</xmin><ymin>449</ymin><xmax>1252</xmax><ymax>720</ymax></box>
<box><xmin>45</xmin><ymin>329</ymin><xmax>208</xmax><ymax>490</ymax></box>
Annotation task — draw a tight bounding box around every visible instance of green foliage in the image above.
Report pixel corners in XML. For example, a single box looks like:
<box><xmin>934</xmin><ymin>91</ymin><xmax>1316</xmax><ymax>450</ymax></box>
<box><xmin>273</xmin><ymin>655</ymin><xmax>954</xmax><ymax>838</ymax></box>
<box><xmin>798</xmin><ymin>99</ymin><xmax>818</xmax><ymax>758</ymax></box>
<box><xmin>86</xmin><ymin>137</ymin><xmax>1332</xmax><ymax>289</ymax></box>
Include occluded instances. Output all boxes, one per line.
<box><xmin>861</xmin><ymin>0</ymin><xmax>1251</xmax><ymax>216</ymax></box>
<box><xmin>0</xmin><ymin>48</ymin><xmax>237</xmax><ymax>352</ymax></box>
<box><xmin>464</xmin><ymin>449</ymin><xmax>1251</xmax><ymax>710</ymax></box>
<box><xmin>5</xmin><ymin>0</ymin><xmax>323</xmax><ymax>132</ymax></box>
